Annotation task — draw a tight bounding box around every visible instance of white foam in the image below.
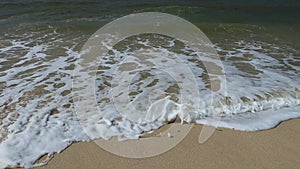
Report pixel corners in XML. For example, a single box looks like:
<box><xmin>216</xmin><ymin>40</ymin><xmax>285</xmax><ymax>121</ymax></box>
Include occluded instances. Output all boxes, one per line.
<box><xmin>197</xmin><ymin>106</ymin><xmax>300</xmax><ymax>131</ymax></box>
<box><xmin>0</xmin><ymin>33</ymin><xmax>299</xmax><ymax>169</ymax></box>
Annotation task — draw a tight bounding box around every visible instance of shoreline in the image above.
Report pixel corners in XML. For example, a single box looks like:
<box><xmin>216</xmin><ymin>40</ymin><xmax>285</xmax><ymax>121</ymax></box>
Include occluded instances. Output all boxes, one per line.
<box><xmin>30</xmin><ymin>118</ymin><xmax>300</xmax><ymax>169</ymax></box>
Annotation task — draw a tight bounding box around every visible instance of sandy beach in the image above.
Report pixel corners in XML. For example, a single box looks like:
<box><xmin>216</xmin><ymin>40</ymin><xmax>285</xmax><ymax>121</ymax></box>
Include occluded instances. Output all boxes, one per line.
<box><xmin>33</xmin><ymin>119</ymin><xmax>300</xmax><ymax>169</ymax></box>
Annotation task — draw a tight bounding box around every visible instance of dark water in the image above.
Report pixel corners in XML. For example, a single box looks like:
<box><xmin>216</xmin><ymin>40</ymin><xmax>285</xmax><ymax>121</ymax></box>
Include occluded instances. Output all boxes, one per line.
<box><xmin>1</xmin><ymin>1</ymin><xmax>300</xmax><ymax>26</ymax></box>
<box><xmin>0</xmin><ymin>0</ymin><xmax>299</xmax><ymax>46</ymax></box>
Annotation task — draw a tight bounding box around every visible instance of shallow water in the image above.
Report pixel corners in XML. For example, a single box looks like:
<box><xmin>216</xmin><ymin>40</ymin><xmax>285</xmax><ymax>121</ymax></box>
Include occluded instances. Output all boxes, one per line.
<box><xmin>0</xmin><ymin>1</ymin><xmax>299</xmax><ymax>168</ymax></box>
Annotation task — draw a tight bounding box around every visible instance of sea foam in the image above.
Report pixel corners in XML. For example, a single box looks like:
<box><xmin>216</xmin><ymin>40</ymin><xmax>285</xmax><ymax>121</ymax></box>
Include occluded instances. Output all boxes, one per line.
<box><xmin>0</xmin><ymin>31</ymin><xmax>299</xmax><ymax>168</ymax></box>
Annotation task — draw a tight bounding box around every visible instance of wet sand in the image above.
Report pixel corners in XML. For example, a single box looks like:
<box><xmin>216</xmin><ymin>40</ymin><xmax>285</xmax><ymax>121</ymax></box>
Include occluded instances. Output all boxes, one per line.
<box><xmin>33</xmin><ymin>118</ymin><xmax>300</xmax><ymax>169</ymax></box>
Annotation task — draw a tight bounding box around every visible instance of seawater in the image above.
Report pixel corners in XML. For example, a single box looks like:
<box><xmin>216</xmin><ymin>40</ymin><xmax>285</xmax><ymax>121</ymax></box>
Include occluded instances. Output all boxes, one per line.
<box><xmin>0</xmin><ymin>1</ymin><xmax>299</xmax><ymax>168</ymax></box>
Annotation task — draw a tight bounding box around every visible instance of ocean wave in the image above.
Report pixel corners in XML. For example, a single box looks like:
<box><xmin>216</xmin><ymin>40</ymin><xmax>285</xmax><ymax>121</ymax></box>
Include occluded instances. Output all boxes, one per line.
<box><xmin>0</xmin><ymin>27</ymin><xmax>299</xmax><ymax>168</ymax></box>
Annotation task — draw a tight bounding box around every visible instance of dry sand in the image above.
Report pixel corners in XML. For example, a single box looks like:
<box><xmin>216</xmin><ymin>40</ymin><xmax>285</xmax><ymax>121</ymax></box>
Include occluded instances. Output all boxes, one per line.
<box><xmin>34</xmin><ymin>119</ymin><xmax>300</xmax><ymax>169</ymax></box>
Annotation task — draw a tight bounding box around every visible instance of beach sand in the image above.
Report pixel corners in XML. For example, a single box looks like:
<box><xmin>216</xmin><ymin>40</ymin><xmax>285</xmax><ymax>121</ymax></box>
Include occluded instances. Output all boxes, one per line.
<box><xmin>35</xmin><ymin>119</ymin><xmax>300</xmax><ymax>169</ymax></box>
